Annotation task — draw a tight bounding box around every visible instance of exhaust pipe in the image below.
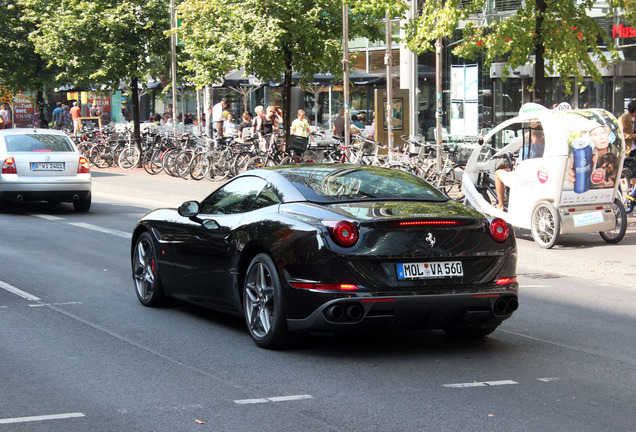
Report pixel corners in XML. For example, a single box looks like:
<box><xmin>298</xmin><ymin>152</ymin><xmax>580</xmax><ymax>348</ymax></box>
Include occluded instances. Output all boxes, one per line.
<box><xmin>324</xmin><ymin>303</ymin><xmax>365</xmax><ymax>322</ymax></box>
<box><xmin>325</xmin><ymin>305</ymin><xmax>345</xmax><ymax>321</ymax></box>
<box><xmin>16</xmin><ymin>195</ymin><xmax>24</xmax><ymax>202</ymax></box>
<box><xmin>73</xmin><ymin>194</ymin><xmax>80</xmax><ymax>200</ymax></box>
<box><xmin>492</xmin><ymin>297</ymin><xmax>519</xmax><ymax>316</ymax></box>
<box><xmin>506</xmin><ymin>298</ymin><xmax>519</xmax><ymax>312</ymax></box>
<box><xmin>493</xmin><ymin>298</ymin><xmax>508</xmax><ymax>315</ymax></box>
<box><xmin>345</xmin><ymin>305</ymin><xmax>363</xmax><ymax>321</ymax></box>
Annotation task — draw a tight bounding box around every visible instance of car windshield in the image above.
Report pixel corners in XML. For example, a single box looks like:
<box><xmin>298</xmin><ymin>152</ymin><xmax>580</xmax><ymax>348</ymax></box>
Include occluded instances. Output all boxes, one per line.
<box><xmin>275</xmin><ymin>165</ymin><xmax>447</xmax><ymax>202</ymax></box>
<box><xmin>5</xmin><ymin>134</ymin><xmax>74</xmax><ymax>152</ymax></box>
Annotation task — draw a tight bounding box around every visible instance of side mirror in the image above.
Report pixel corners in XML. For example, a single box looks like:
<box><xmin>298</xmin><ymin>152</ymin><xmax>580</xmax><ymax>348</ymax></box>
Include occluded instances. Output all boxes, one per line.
<box><xmin>178</xmin><ymin>200</ymin><xmax>200</xmax><ymax>218</ymax></box>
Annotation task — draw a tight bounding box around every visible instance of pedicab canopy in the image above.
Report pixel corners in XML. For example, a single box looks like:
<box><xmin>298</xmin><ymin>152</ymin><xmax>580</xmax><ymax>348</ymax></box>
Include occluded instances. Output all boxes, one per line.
<box><xmin>466</xmin><ymin>103</ymin><xmax>626</xmax><ymax>230</ymax></box>
<box><xmin>506</xmin><ymin>103</ymin><xmax>624</xmax><ymax>207</ymax></box>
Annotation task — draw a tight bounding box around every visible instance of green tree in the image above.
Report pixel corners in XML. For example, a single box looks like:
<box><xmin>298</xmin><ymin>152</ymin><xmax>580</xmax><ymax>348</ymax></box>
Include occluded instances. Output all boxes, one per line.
<box><xmin>0</xmin><ymin>1</ymin><xmax>61</xmax><ymax>126</ymax></box>
<box><xmin>405</xmin><ymin>0</ymin><xmax>636</xmax><ymax>104</ymax></box>
<box><xmin>21</xmin><ymin>0</ymin><xmax>171</xmax><ymax>138</ymax></box>
<box><xmin>177</xmin><ymin>0</ymin><xmax>384</xmax><ymax>145</ymax></box>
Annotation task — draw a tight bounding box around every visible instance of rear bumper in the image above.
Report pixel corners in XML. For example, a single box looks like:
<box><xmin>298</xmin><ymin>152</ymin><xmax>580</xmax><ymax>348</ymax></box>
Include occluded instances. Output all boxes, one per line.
<box><xmin>0</xmin><ymin>179</ymin><xmax>91</xmax><ymax>202</ymax></box>
<box><xmin>286</xmin><ymin>291</ymin><xmax>518</xmax><ymax>333</ymax></box>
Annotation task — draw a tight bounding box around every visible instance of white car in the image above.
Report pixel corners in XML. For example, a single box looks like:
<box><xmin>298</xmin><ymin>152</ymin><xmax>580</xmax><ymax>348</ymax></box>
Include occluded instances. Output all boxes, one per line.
<box><xmin>0</xmin><ymin>128</ymin><xmax>92</xmax><ymax>212</ymax></box>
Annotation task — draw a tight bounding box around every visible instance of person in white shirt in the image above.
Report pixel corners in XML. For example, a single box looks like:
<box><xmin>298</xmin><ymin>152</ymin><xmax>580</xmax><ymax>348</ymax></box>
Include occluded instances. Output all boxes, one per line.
<box><xmin>212</xmin><ymin>99</ymin><xmax>228</xmax><ymax>137</ymax></box>
<box><xmin>223</xmin><ymin>112</ymin><xmax>238</xmax><ymax>136</ymax></box>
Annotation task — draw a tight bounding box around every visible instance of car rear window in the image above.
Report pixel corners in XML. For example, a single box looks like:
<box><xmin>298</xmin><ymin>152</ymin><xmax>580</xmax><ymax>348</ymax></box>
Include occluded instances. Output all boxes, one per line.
<box><xmin>276</xmin><ymin>165</ymin><xmax>447</xmax><ymax>202</ymax></box>
<box><xmin>5</xmin><ymin>134</ymin><xmax>74</xmax><ymax>152</ymax></box>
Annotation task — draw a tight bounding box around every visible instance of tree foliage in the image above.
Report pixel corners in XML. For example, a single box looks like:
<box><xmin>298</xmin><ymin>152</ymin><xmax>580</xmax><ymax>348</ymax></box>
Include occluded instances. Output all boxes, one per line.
<box><xmin>176</xmin><ymin>0</ymin><xmax>384</xmax><ymax>142</ymax></box>
<box><xmin>22</xmin><ymin>0</ymin><xmax>170</xmax><ymax>88</ymax></box>
<box><xmin>405</xmin><ymin>0</ymin><xmax>636</xmax><ymax>102</ymax></box>
<box><xmin>20</xmin><ymin>0</ymin><xmax>171</xmax><ymax>135</ymax></box>
<box><xmin>0</xmin><ymin>1</ymin><xmax>59</xmax><ymax>93</ymax></box>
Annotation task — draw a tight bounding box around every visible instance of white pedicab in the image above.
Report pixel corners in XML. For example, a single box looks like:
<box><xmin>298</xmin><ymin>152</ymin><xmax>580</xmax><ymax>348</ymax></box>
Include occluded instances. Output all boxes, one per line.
<box><xmin>463</xmin><ymin>103</ymin><xmax>627</xmax><ymax>248</ymax></box>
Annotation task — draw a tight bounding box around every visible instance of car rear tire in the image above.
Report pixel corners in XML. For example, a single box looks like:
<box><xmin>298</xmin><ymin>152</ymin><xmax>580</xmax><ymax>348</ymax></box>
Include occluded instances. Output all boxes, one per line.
<box><xmin>133</xmin><ymin>232</ymin><xmax>170</xmax><ymax>307</ymax></box>
<box><xmin>243</xmin><ymin>253</ymin><xmax>293</xmax><ymax>349</ymax></box>
<box><xmin>443</xmin><ymin>324</ymin><xmax>499</xmax><ymax>338</ymax></box>
<box><xmin>531</xmin><ymin>200</ymin><xmax>560</xmax><ymax>249</ymax></box>
<box><xmin>73</xmin><ymin>193</ymin><xmax>91</xmax><ymax>212</ymax></box>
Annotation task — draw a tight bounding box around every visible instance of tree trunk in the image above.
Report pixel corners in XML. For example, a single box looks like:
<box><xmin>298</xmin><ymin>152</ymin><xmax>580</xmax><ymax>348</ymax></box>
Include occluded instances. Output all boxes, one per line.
<box><xmin>131</xmin><ymin>77</ymin><xmax>141</xmax><ymax>143</ymax></box>
<box><xmin>37</xmin><ymin>88</ymin><xmax>48</xmax><ymax>128</ymax></box>
<box><xmin>534</xmin><ymin>0</ymin><xmax>547</xmax><ymax>105</ymax></box>
<box><xmin>282</xmin><ymin>49</ymin><xmax>293</xmax><ymax>152</ymax></box>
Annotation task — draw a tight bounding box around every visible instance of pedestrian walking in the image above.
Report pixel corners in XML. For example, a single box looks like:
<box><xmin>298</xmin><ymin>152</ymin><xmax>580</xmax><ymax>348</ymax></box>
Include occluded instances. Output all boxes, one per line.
<box><xmin>70</xmin><ymin>101</ymin><xmax>81</xmax><ymax>133</ymax></box>
<box><xmin>51</xmin><ymin>102</ymin><xmax>63</xmax><ymax>129</ymax></box>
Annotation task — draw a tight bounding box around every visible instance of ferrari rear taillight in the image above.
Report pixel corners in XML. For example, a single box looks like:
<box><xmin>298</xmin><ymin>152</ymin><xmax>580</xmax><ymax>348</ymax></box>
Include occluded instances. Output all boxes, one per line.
<box><xmin>329</xmin><ymin>221</ymin><xmax>359</xmax><ymax>247</ymax></box>
<box><xmin>290</xmin><ymin>282</ymin><xmax>358</xmax><ymax>291</ymax></box>
<box><xmin>78</xmin><ymin>156</ymin><xmax>90</xmax><ymax>174</ymax></box>
<box><xmin>2</xmin><ymin>157</ymin><xmax>17</xmax><ymax>174</ymax></box>
<box><xmin>496</xmin><ymin>277</ymin><xmax>517</xmax><ymax>285</ymax></box>
<box><xmin>489</xmin><ymin>218</ymin><xmax>510</xmax><ymax>242</ymax></box>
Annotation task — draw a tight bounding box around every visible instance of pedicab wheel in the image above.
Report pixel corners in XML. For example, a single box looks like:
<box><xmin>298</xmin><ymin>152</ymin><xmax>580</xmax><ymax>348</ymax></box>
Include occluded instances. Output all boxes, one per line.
<box><xmin>531</xmin><ymin>200</ymin><xmax>560</xmax><ymax>249</ymax></box>
<box><xmin>599</xmin><ymin>198</ymin><xmax>627</xmax><ymax>244</ymax></box>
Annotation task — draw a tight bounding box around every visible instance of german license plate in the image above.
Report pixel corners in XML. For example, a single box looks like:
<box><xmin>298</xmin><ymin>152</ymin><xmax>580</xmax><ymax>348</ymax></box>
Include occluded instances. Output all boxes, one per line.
<box><xmin>31</xmin><ymin>162</ymin><xmax>64</xmax><ymax>171</ymax></box>
<box><xmin>397</xmin><ymin>261</ymin><xmax>463</xmax><ymax>279</ymax></box>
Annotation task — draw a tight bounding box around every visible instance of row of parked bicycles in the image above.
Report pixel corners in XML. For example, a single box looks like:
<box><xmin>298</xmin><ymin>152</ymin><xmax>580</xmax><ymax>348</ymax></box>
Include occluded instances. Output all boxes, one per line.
<box><xmin>68</xmin><ymin>124</ymin><xmax>472</xmax><ymax>202</ymax></box>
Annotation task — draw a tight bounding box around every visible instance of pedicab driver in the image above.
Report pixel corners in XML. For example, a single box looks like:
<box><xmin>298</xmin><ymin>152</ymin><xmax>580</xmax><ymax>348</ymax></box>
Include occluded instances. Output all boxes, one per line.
<box><xmin>495</xmin><ymin>123</ymin><xmax>545</xmax><ymax>210</ymax></box>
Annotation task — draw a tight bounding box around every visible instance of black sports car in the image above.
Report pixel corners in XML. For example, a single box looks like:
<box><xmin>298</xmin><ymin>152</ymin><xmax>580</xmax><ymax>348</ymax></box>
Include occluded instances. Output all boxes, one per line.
<box><xmin>131</xmin><ymin>164</ymin><xmax>518</xmax><ymax>349</ymax></box>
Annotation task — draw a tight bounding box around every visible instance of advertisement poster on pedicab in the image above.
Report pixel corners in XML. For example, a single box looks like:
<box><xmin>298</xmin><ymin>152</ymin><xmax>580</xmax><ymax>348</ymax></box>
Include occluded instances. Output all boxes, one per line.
<box><xmin>559</xmin><ymin>110</ymin><xmax>624</xmax><ymax>207</ymax></box>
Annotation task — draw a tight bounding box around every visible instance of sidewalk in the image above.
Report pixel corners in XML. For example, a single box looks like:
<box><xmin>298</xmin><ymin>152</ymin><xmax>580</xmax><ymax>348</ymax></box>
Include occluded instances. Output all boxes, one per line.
<box><xmin>91</xmin><ymin>167</ymin><xmax>224</xmax><ymax>209</ymax></box>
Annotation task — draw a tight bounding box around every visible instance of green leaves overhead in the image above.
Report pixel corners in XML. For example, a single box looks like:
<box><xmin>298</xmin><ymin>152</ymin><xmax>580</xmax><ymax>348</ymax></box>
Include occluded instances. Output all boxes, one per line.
<box><xmin>176</xmin><ymin>0</ymin><xmax>386</xmax><ymax>86</ymax></box>
<box><xmin>20</xmin><ymin>0</ymin><xmax>170</xmax><ymax>90</ymax></box>
<box><xmin>404</xmin><ymin>0</ymin><xmax>634</xmax><ymax>97</ymax></box>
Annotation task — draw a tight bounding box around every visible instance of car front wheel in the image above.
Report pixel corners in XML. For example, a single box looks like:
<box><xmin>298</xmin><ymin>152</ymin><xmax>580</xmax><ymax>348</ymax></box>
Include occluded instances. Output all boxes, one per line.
<box><xmin>133</xmin><ymin>232</ymin><xmax>169</xmax><ymax>307</ymax></box>
<box><xmin>243</xmin><ymin>253</ymin><xmax>293</xmax><ymax>349</ymax></box>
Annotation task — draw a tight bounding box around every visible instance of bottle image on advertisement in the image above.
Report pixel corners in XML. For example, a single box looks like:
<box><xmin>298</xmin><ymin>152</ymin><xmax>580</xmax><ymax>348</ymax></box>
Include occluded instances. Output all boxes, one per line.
<box><xmin>572</xmin><ymin>136</ymin><xmax>593</xmax><ymax>194</ymax></box>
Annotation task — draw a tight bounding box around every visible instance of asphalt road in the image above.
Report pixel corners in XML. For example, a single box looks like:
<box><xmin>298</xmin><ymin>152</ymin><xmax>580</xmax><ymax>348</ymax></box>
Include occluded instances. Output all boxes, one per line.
<box><xmin>0</xmin><ymin>168</ymin><xmax>634</xmax><ymax>431</ymax></box>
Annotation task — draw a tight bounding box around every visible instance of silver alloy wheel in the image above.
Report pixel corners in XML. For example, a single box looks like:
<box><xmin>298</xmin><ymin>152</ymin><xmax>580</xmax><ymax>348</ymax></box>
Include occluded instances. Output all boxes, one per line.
<box><xmin>244</xmin><ymin>262</ymin><xmax>275</xmax><ymax>340</ymax></box>
<box><xmin>133</xmin><ymin>236</ymin><xmax>156</xmax><ymax>301</ymax></box>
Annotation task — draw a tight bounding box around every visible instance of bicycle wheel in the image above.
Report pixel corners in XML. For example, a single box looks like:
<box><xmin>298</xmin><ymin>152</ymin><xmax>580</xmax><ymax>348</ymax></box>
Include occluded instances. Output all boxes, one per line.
<box><xmin>207</xmin><ymin>149</ymin><xmax>232</xmax><ymax>181</ymax></box>
<box><xmin>175</xmin><ymin>150</ymin><xmax>194</xmax><ymax>179</ymax></box>
<box><xmin>599</xmin><ymin>198</ymin><xmax>627</xmax><ymax>244</ymax></box>
<box><xmin>190</xmin><ymin>153</ymin><xmax>210</xmax><ymax>180</ymax></box>
<box><xmin>89</xmin><ymin>144</ymin><xmax>114</xmax><ymax>168</ymax></box>
<box><xmin>118</xmin><ymin>145</ymin><xmax>141</xmax><ymax>170</ymax></box>
<box><xmin>531</xmin><ymin>200</ymin><xmax>560</xmax><ymax>249</ymax></box>
<box><xmin>244</xmin><ymin>156</ymin><xmax>269</xmax><ymax>171</ymax></box>
<box><xmin>441</xmin><ymin>164</ymin><xmax>465</xmax><ymax>202</ymax></box>
<box><xmin>162</xmin><ymin>148</ymin><xmax>181</xmax><ymax>176</ymax></box>
<box><xmin>232</xmin><ymin>151</ymin><xmax>253</xmax><ymax>175</ymax></box>
<box><xmin>143</xmin><ymin>148</ymin><xmax>163</xmax><ymax>175</ymax></box>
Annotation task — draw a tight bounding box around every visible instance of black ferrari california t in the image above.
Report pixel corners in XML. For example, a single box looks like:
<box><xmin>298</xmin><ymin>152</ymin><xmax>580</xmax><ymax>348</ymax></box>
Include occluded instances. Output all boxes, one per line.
<box><xmin>131</xmin><ymin>164</ymin><xmax>518</xmax><ymax>349</ymax></box>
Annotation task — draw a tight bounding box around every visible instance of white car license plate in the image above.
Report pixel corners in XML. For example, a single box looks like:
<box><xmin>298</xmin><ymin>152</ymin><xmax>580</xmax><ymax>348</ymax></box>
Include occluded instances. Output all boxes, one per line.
<box><xmin>31</xmin><ymin>162</ymin><xmax>64</xmax><ymax>171</ymax></box>
<box><xmin>397</xmin><ymin>261</ymin><xmax>463</xmax><ymax>279</ymax></box>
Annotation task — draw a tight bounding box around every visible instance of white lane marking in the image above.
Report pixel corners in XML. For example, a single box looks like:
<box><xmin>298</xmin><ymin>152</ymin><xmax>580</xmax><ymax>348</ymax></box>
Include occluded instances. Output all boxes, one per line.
<box><xmin>234</xmin><ymin>394</ymin><xmax>313</xmax><ymax>405</ymax></box>
<box><xmin>442</xmin><ymin>380</ymin><xmax>518</xmax><ymax>388</ymax></box>
<box><xmin>537</xmin><ymin>377</ymin><xmax>560</xmax><ymax>382</ymax></box>
<box><xmin>32</xmin><ymin>214</ymin><xmax>65</xmax><ymax>221</ymax></box>
<box><xmin>0</xmin><ymin>412</ymin><xmax>85</xmax><ymax>424</ymax></box>
<box><xmin>29</xmin><ymin>302</ymin><xmax>82</xmax><ymax>308</ymax></box>
<box><xmin>0</xmin><ymin>280</ymin><xmax>41</xmax><ymax>301</ymax></box>
<box><xmin>234</xmin><ymin>398</ymin><xmax>269</xmax><ymax>405</ymax></box>
<box><xmin>69</xmin><ymin>222</ymin><xmax>131</xmax><ymax>239</ymax></box>
<box><xmin>522</xmin><ymin>285</ymin><xmax>552</xmax><ymax>288</ymax></box>
<box><xmin>267</xmin><ymin>395</ymin><xmax>314</xmax><ymax>402</ymax></box>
